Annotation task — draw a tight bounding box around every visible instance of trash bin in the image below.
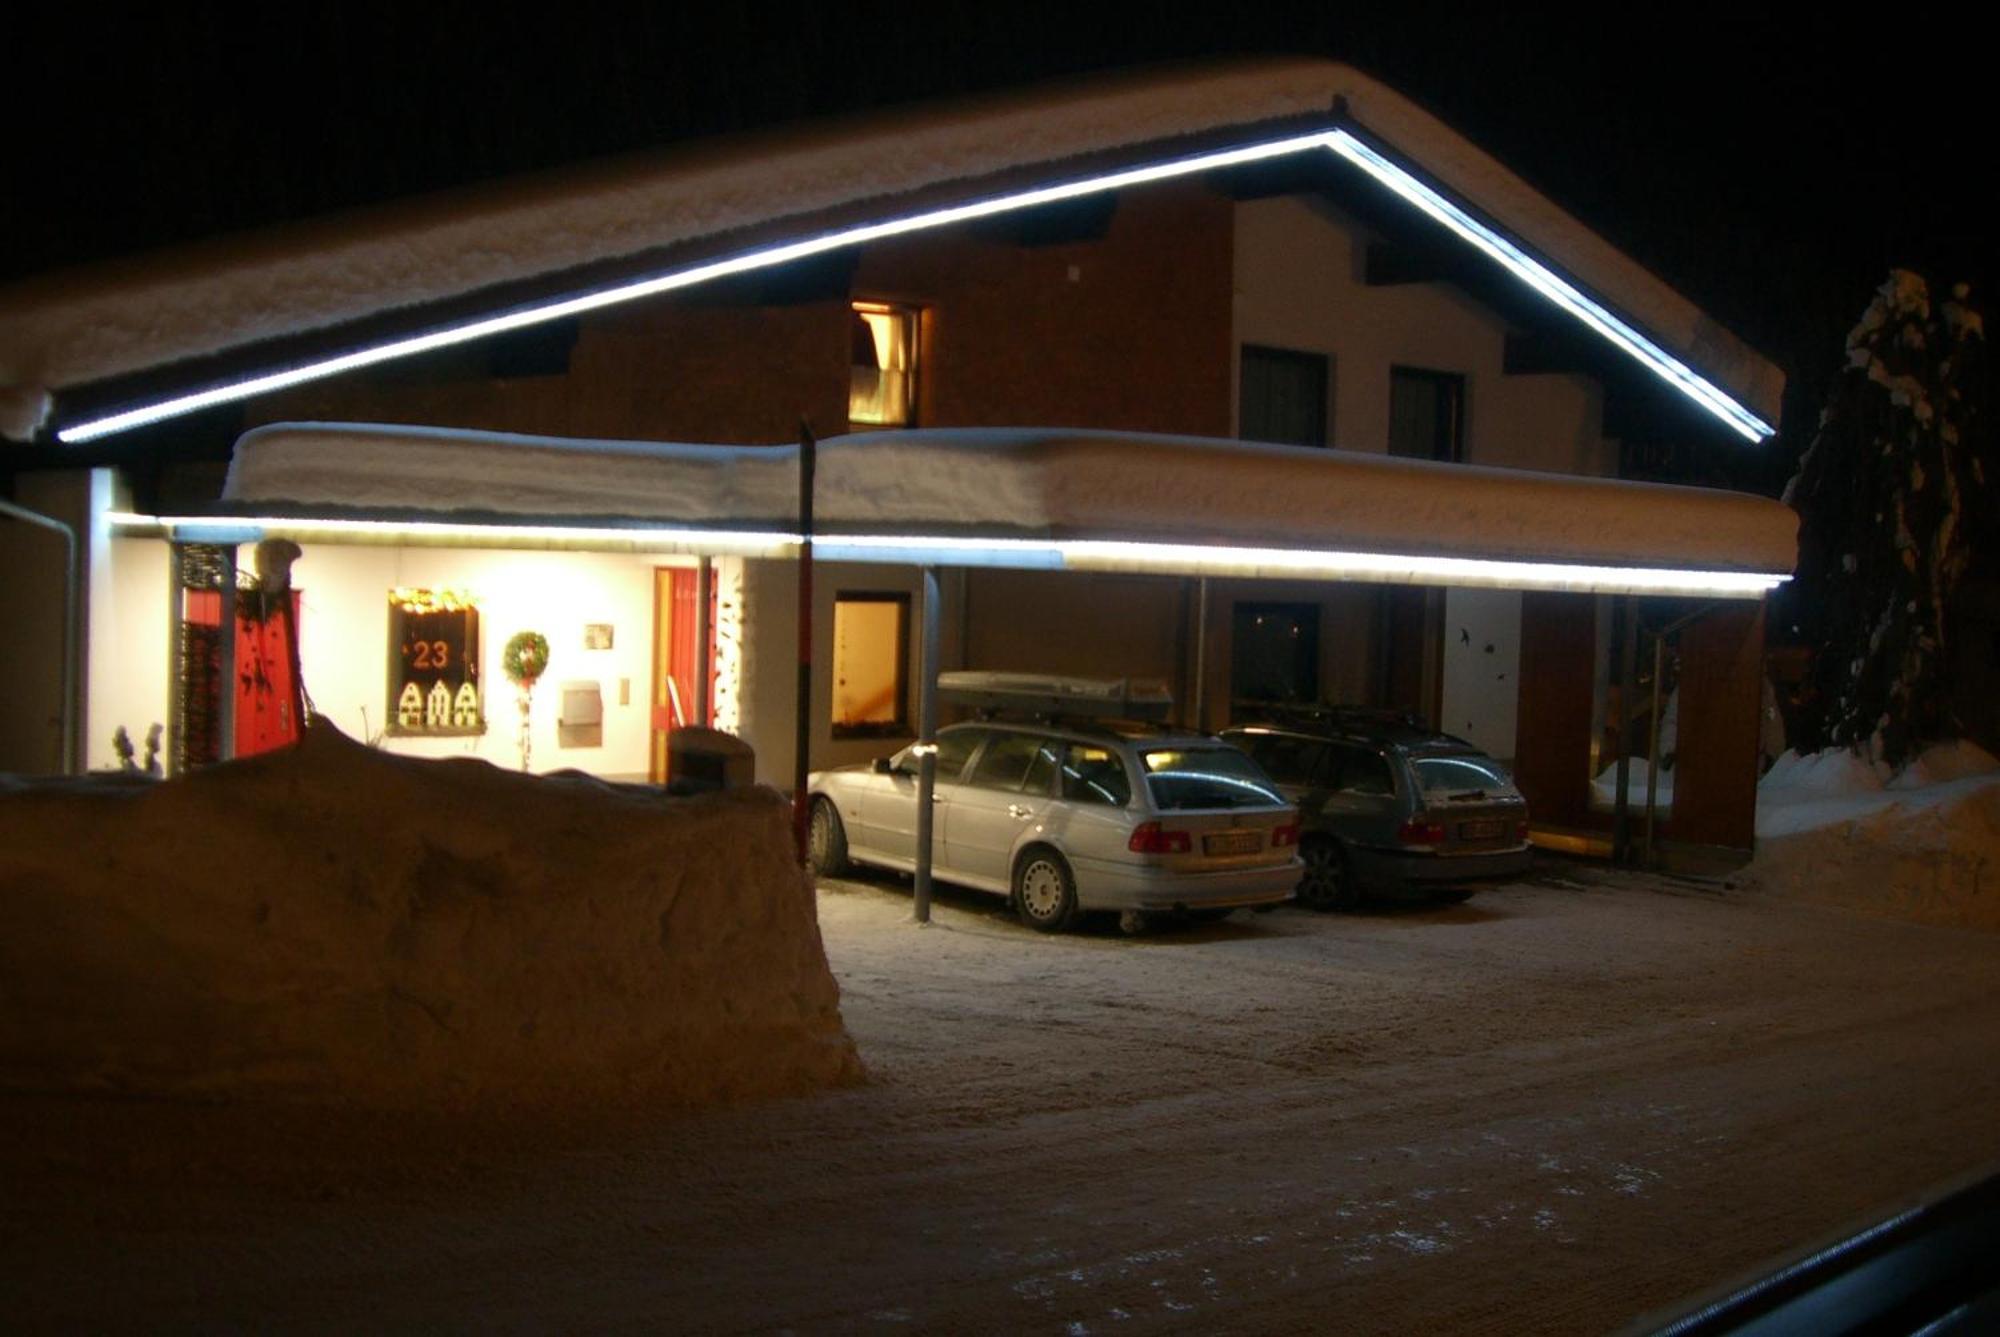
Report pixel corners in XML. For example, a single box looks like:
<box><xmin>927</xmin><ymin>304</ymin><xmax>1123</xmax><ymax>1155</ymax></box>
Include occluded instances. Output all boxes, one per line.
<box><xmin>667</xmin><ymin>726</ymin><xmax>755</xmax><ymax>795</ymax></box>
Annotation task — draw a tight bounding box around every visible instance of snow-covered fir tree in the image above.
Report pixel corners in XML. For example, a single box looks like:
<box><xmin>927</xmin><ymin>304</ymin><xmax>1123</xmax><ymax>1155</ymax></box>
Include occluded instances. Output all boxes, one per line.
<box><xmin>1782</xmin><ymin>272</ymin><xmax>1988</xmax><ymax>769</ymax></box>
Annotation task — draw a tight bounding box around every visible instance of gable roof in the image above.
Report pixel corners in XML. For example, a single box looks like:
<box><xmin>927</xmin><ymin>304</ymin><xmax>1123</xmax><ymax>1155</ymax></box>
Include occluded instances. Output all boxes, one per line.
<box><xmin>0</xmin><ymin>58</ymin><xmax>1783</xmax><ymax>444</ymax></box>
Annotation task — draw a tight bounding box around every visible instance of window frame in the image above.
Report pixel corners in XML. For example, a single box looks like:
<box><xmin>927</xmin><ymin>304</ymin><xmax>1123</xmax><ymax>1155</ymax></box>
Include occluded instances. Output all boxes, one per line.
<box><xmin>1388</xmin><ymin>365</ymin><xmax>1467</xmax><ymax>463</ymax></box>
<box><xmin>830</xmin><ymin>590</ymin><xmax>912</xmax><ymax>740</ymax></box>
<box><xmin>848</xmin><ymin>299</ymin><xmax>922</xmax><ymax>429</ymax></box>
<box><xmin>1239</xmin><ymin>343</ymin><xmax>1332</xmax><ymax>448</ymax></box>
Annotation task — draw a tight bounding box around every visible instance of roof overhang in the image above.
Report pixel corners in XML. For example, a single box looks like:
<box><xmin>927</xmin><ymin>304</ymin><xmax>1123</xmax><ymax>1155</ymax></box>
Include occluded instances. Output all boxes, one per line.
<box><xmin>105</xmin><ymin>423</ymin><xmax>1795</xmax><ymax>599</ymax></box>
<box><xmin>5</xmin><ymin>59</ymin><xmax>1783</xmax><ymax>448</ymax></box>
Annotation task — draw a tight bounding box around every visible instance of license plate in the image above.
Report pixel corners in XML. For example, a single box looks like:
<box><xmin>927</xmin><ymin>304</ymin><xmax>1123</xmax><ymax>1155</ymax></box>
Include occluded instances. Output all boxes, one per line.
<box><xmin>1203</xmin><ymin>830</ymin><xmax>1262</xmax><ymax>855</ymax></box>
<box><xmin>1459</xmin><ymin>819</ymin><xmax>1505</xmax><ymax>840</ymax></box>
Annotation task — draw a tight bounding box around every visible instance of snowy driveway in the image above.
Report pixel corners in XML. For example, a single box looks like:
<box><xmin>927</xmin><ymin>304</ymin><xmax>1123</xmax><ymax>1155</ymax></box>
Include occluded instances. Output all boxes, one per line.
<box><xmin>7</xmin><ymin>862</ymin><xmax>2000</xmax><ymax>1333</ymax></box>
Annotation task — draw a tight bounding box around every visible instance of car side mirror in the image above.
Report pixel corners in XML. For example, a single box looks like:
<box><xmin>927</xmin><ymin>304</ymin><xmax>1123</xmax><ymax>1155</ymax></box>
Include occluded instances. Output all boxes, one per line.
<box><xmin>871</xmin><ymin>756</ymin><xmax>895</xmax><ymax>775</ymax></box>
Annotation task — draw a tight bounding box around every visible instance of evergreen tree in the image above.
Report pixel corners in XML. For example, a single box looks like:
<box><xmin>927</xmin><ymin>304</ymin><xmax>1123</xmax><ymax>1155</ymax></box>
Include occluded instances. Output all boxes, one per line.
<box><xmin>1782</xmin><ymin>272</ymin><xmax>1988</xmax><ymax>769</ymax></box>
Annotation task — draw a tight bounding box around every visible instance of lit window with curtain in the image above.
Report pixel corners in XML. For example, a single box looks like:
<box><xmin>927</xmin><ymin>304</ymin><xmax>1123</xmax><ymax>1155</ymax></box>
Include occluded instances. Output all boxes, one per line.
<box><xmin>849</xmin><ymin>301</ymin><xmax>918</xmax><ymax>427</ymax></box>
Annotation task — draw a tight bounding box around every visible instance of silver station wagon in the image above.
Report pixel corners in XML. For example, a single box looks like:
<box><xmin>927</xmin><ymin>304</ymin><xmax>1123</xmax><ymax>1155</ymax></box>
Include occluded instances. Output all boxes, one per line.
<box><xmin>807</xmin><ymin>675</ymin><xmax>1300</xmax><ymax>932</ymax></box>
<box><xmin>1222</xmin><ymin>711</ymin><xmax>1532</xmax><ymax>910</ymax></box>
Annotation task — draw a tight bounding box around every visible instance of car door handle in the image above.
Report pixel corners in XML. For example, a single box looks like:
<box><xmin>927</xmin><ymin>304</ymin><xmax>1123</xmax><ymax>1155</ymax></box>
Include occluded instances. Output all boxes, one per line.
<box><xmin>1007</xmin><ymin>804</ymin><xmax>1032</xmax><ymax>820</ymax></box>
<box><xmin>930</xmin><ymin>794</ymin><xmax>945</xmax><ymax>804</ymax></box>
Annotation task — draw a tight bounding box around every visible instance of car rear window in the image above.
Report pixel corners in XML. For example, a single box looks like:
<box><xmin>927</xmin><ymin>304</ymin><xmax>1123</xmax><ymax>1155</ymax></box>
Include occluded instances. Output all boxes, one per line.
<box><xmin>1140</xmin><ymin>747</ymin><xmax>1284</xmax><ymax>810</ymax></box>
<box><xmin>1413</xmin><ymin>753</ymin><xmax>1517</xmax><ymax>797</ymax></box>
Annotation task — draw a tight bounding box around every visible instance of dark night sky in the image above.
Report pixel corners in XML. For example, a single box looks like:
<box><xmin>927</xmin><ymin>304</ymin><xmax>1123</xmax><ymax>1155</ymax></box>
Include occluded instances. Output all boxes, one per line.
<box><xmin>9</xmin><ymin>4</ymin><xmax>1989</xmax><ymax>462</ymax></box>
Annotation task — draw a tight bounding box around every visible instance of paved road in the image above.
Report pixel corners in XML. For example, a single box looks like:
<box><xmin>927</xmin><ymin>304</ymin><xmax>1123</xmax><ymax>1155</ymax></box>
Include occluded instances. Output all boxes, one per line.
<box><xmin>6</xmin><ymin>865</ymin><xmax>1998</xmax><ymax>1332</ymax></box>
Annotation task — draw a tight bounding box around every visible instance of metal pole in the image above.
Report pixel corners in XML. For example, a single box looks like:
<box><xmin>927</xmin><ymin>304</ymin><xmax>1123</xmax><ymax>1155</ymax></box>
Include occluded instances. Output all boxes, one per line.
<box><xmin>1193</xmin><ymin>577</ymin><xmax>1210</xmax><ymax>733</ymax></box>
<box><xmin>793</xmin><ymin>424</ymin><xmax>816</xmax><ymax>863</ymax></box>
<box><xmin>913</xmin><ymin>565</ymin><xmax>941</xmax><ymax>924</ymax></box>
<box><xmin>0</xmin><ymin>498</ymin><xmax>80</xmax><ymax>774</ymax></box>
<box><xmin>1611</xmin><ymin>596</ymin><xmax>1637</xmax><ymax>864</ymax></box>
<box><xmin>1642</xmin><ymin>631</ymin><xmax>1665</xmax><ymax>866</ymax></box>
<box><xmin>694</xmin><ymin>556</ymin><xmax>712</xmax><ymax>727</ymax></box>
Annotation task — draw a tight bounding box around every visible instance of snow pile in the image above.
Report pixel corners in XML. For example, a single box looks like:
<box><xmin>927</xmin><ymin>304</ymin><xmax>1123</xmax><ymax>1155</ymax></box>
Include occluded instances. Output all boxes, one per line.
<box><xmin>0</xmin><ymin>722</ymin><xmax>862</xmax><ymax>1111</ymax></box>
<box><xmin>224</xmin><ymin>422</ymin><xmax>1798</xmax><ymax>574</ymax></box>
<box><xmin>1748</xmin><ymin>741</ymin><xmax>2000</xmax><ymax>931</ymax></box>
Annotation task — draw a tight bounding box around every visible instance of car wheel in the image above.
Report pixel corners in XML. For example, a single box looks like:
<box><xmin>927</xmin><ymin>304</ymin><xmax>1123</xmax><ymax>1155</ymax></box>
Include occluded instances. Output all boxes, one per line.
<box><xmin>1014</xmin><ymin>848</ymin><xmax>1080</xmax><ymax>933</ymax></box>
<box><xmin>808</xmin><ymin>797</ymin><xmax>851</xmax><ymax>877</ymax></box>
<box><xmin>1297</xmin><ymin>837</ymin><xmax>1358</xmax><ymax>911</ymax></box>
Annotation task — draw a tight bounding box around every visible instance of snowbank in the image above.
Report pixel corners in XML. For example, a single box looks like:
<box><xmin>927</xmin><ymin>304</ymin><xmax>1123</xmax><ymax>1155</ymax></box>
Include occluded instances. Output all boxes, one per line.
<box><xmin>1747</xmin><ymin>742</ymin><xmax>2000</xmax><ymax>932</ymax></box>
<box><xmin>0</xmin><ymin>723</ymin><xmax>862</xmax><ymax>1112</ymax></box>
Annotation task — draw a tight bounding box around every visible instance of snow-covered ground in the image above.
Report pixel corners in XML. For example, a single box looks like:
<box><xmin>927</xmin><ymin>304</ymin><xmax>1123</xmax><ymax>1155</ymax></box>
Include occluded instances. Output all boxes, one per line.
<box><xmin>1747</xmin><ymin>741</ymin><xmax>2000</xmax><ymax>932</ymax></box>
<box><xmin>4</xmin><ymin>868</ymin><xmax>1997</xmax><ymax>1332</ymax></box>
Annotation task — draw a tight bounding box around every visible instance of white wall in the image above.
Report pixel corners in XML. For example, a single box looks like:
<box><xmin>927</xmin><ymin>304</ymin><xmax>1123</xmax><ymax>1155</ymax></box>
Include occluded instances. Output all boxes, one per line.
<box><xmin>292</xmin><ymin>544</ymin><xmax>671</xmax><ymax>777</ymax></box>
<box><xmin>1439</xmin><ymin>588</ymin><xmax>1522</xmax><ymax>762</ymax></box>
<box><xmin>1233</xmin><ymin>194</ymin><xmax>1614</xmax><ymax>476</ymax></box>
<box><xmin>738</xmin><ymin>558</ymin><xmax>947</xmax><ymax>790</ymax></box>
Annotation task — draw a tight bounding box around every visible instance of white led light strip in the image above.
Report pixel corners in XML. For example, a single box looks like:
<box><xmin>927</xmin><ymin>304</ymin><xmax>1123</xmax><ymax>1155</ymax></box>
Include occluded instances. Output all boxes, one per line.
<box><xmin>106</xmin><ymin>512</ymin><xmax>1786</xmax><ymax>598</ymax></box>
<box><xmin>60</xmin><ymin>125</ymin><xmax>1772</xmax><ymax>446</ymax></box>
<box><xmin>1321</xmin><ymin>131</ymin><xmax>1774</xmax><ymax>442</ymax></box>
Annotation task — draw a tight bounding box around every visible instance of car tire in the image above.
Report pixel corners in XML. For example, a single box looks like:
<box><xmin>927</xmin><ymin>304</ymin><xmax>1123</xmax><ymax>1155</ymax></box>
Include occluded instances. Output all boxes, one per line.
<box><xmin>1433</xmin><ymin>887</ymin><xmax>1475</xmax><ymax>905</ymax></box>
<box><xmin>808</xmin><ymin>797</ymin><xmax>851</xmax><ymax>877</ymax></box>
<box><xmin>1297</xmin><ymin>837</ymin><xmax>1358</xmax><ymax>912</ymax></box>
<box><xmin>1013</xmin><ymin>847</ymin><xmax>1080</xmax><ymax>933</ymax></box>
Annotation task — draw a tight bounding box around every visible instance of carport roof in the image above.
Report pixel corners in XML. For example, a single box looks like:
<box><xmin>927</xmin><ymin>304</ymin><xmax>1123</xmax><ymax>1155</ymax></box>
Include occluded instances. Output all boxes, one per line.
<box><xmin>114</xmin><ymin>421</ymin><xmax>1799</xmax><ymax>599</ymax></box>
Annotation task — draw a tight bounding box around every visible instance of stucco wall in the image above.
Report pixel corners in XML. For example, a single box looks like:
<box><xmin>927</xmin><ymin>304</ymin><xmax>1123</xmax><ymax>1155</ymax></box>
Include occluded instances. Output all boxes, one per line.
<box><xmin>1232</xmin><ymin>194</ymin><xmax>1612</xmax><ymax>475</ymax></box>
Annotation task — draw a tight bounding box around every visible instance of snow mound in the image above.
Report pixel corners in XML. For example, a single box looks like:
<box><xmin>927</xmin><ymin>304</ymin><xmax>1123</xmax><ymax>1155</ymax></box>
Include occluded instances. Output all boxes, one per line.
<box><xmin>0</xmin><ymin>723</ymin><xmax>862</xmax><ymax>1112</ymax></box>
<box><xmin>1748</xmin><ymin>744</ymin><xmax>2000</xmax><ymax>932</ymax></box>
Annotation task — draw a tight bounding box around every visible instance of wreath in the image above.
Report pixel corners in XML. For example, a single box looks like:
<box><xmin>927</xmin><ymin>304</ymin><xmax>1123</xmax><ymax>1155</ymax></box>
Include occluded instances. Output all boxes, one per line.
<box><xmin>502</xmin><ymin>630</ymin><xmax>550</xmax><ymax>686</ymax></box>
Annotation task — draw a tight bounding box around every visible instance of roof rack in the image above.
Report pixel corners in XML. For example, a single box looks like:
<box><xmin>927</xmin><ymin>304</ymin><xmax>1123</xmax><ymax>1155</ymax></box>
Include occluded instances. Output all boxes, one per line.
<box><xmin>939</xmin><ymin>671</ymin><xmax>1173</xmax><ymax>722</ymax></box>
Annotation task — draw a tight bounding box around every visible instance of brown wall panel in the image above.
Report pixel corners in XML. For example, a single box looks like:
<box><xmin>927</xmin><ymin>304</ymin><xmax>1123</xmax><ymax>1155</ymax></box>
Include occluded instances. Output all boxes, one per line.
<box><xmin>1515</xmin><ymin>591</ymin><xmax>1596</xmax><ymax>828</ymax></box>
<box><xmin>1670</xmin><ymin>603</ymin><xmax>1764</xmax><ymax>851</ymax></box>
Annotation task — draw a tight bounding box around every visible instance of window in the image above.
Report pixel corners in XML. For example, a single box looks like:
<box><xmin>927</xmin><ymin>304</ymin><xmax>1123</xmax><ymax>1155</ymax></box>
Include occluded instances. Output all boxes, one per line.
<box><xmin>832</xmin><ymin>592</ymin><xmax>909</xmax><ymax>737</ymax></box>
<box><xmin>1389</xmin><ymin>367</ymin><xmax>1466</xmax><ymax>462</ymax></box>
<box><xmin>968</xmin><ymin>733</ymin><xmax>1059</xmax><ymax>794</ymax></box>
<box><xmin>1247</xmin><ymin>734</ymin><xmax>1329</xmax><ymax>787</ymax></box>
<box><xmin>850</xmin><ymin>301</ymin><xmax>919</xmax><ymax>427</ymax></box>
<box><xmin>387</xmin><ymin>588</ymin><xmax>483</xmax><ymax>737</ymax></box>
<box><xmin>932</xmin><ymin>729</ymin><xmax>981</xmax><ymax>782</ymax></box>
<box><xmin>1327</xmin><ymin>743</ymin><xmax>1396</xmax><ymax>796</ymax></box>
<box><xmin>1240</xmin><ymin>344</ymin><xmax>1330</xmax><ymax>447</ymax></box>
<box><xmin>1061</xmin><ymin>744</ymin><xmax>1132</xmax><ymax>807</ymax></box>
<box><xmin>1232</xmin><ymin>602</ymin><xmax>1321</xmax><ymax>707</ymax></box>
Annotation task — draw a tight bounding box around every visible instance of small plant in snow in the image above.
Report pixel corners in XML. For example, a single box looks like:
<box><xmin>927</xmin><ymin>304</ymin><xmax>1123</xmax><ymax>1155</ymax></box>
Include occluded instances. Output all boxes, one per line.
<box><xmin>1781</xmin><ymin>272</ymin><xmax>1989</xmax><ymax>770</ymax></box>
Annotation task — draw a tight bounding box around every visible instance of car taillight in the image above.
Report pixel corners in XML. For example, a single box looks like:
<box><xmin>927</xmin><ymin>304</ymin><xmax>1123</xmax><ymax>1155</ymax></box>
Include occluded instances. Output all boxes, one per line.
<box><xmin>1272</xmin><ymin>822</ymin><xmax>1300</xmax><ymax>848</ymax></box>
<box><xmin>1128</xmin><ymin>821</ymin><xmax>1192</xmax><ymax>854</ymax></box>
<box><xmin>1396</xmin><ymin>818</ymin><xmax>1447</xmax><ymax>846</ymax></box>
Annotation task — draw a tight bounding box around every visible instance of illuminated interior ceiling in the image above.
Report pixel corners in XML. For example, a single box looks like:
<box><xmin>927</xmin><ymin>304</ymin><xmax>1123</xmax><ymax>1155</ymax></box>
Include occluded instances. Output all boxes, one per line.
<box><xmin>53</xmin><ymin>124</ymin><xmax>1774</xmax><ymax>447</ymax></box>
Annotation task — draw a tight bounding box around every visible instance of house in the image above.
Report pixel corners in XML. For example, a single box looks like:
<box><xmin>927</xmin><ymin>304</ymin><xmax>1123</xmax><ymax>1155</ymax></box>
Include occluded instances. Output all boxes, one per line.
<box><xmin>0</xmin><ymin>58</ymin><xmax>1791</xmax><ymax>856</ymax></box>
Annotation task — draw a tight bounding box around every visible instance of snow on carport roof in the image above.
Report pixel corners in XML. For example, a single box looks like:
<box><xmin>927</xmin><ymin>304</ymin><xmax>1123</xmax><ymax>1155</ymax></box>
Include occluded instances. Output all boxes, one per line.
<box><xmin>215</xmin><ymin>422</ymin><xmax>1797</xmax><ymax>583</ymax></box>
<box><xmin>0</xmin><ymin>58</ymin><xmax>1781</xmax><ymax>443</ymax></box>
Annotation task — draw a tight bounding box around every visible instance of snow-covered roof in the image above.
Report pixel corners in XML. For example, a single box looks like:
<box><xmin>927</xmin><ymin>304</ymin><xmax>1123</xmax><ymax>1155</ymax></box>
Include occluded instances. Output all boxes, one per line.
<box><xmin>219</xmin><ymin>422</ymin><xmax>1798</xmax><ymax>578</ymax></box>
<box><xmin>0</xmin><ymin>58</ymin><xmax>1782</xmax><ymax>443</ymax></box>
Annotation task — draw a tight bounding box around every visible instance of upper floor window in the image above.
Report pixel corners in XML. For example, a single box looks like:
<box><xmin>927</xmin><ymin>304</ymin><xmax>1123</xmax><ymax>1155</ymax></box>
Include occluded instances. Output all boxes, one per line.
<box><xmin>1240</xmin><ymin>344</ymin><xmax>1330</xmax><ymax>447</ymax></box>
<box><xmin>850</xmin><ymin>301</ymin><xmax>919</xmax><ymax>427</ymax></box>
<box><xmin>1388</xmin><ymin>367</ymin><xmax>1465</xmax><ymax>462</ymax></box>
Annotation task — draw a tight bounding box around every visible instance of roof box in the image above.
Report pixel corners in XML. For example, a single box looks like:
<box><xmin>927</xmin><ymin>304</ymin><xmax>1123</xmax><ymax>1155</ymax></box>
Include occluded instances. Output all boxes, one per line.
<box><xmin>938</xmin><ymin>670</ymin><xmax>1173</xmax><ymax>721</ymax></box>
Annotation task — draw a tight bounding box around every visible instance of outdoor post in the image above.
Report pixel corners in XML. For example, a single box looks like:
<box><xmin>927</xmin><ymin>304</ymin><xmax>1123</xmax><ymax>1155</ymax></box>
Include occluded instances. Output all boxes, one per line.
<box><xmin>794</xmin><ymin>423</ymin><xmax>816</xmax><ymax>864</ymax></box>
<box><xmin>1193</xmin><ymin>577</ymin><xmax>1210</xmax><ymax>733</ymax></box>
<box><xmin>1642</xmin><ymin>631</ymin><xmax>1666</xmax><ymax>864</ymax></box>
<box><xmin>694</xmin><ymin>556</ymin><xmax>712</xmax><ymax>726</ymax></box>
<box><xmin>913</xmin><ymin>565</ymin><xmax>941</xmax><ymax>924</ymax></box>
<box><xmin>0</xmin><ymin>498</ymin><xmax>79</xmax><ymax>774</ymax></box>
<box><xmin>1611</xmin><ymin>595</ymin><xmax>1637</xmax><ymax>863</ymax></box>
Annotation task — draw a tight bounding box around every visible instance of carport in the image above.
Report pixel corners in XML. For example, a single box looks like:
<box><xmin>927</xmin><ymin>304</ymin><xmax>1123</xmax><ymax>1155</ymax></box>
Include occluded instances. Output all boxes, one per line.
<box><xmin>117</xmin><ymin>419</ymin><xmax>1796</xmax><ymax>909</ymax></box>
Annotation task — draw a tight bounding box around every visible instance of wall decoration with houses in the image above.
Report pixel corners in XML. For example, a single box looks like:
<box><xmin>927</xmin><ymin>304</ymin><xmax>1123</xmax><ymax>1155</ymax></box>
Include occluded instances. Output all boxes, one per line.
<box><xmin>388</xmin><ymin>588</ymin><xmax>484</xmax><ymax>736</ymax></box>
